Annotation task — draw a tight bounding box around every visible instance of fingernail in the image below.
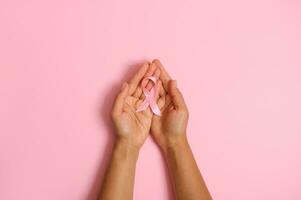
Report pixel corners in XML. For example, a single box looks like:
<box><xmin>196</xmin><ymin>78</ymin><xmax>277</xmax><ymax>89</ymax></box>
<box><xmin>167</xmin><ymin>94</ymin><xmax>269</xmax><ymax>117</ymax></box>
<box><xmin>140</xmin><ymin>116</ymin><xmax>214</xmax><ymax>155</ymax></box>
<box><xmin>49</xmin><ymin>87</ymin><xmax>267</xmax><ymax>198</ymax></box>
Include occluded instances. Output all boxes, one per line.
<box><xmin>174</xmin><ymin>80</ymin><xmax>177</xmax><ymax>88</ymax></box>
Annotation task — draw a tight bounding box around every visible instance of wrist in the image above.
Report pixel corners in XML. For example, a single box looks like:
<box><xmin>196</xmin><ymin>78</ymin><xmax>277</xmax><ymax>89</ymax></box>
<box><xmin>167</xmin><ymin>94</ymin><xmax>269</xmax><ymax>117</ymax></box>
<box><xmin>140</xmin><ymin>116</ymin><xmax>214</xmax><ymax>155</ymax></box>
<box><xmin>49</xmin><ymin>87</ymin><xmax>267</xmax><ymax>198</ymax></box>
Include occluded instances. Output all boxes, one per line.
<box><xmin>161</xmin><ymin>134</ymin><xmax>189</xmax><ymax>155</ymax></box>
<box><xmin>114</xmin><ymin>137</ymin><xmax>141</xmax><ymax>154</ymax></box>
<box><xmin>111</xmin><ymin>141</ymin><xmax>139</xmax><ymax>164</ymax></box>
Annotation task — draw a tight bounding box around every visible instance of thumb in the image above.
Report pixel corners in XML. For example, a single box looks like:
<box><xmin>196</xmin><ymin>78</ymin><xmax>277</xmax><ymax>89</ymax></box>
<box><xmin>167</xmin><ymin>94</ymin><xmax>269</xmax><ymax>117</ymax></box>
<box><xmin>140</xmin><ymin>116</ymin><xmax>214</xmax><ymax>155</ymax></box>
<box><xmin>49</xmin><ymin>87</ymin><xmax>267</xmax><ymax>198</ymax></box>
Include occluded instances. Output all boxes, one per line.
<box><xmin>168</xmin><ymin>80</ymin><xmax>187</xmax><ymax>110</ymax></box>
<box><xmin>112</xmin><ymin>82</ymin><xmax>129</xmax><ymax>118</ymax></box>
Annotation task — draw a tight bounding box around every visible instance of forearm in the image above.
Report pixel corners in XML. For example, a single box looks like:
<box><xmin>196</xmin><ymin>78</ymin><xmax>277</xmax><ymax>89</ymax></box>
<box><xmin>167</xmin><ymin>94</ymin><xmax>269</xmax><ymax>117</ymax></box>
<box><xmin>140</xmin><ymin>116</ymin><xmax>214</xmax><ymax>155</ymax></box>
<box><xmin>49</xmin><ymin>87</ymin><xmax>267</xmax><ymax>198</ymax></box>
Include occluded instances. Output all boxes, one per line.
<box><xmin>163</xmin><ymin>136</ymin><xmax>212</xmax><ymax>200</ymax></box>
<box><xmin>99</xmin><ymin>139</ymin><xmax>139</xmax><ymax>200</ymax></box>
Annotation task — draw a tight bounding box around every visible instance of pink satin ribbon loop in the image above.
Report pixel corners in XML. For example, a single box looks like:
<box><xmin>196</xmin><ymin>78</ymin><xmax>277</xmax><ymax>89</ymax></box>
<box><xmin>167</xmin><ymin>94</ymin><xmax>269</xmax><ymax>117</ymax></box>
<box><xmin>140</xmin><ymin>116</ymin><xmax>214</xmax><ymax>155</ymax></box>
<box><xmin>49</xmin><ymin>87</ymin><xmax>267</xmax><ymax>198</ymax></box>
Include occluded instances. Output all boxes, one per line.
<box><xmin>136</xmin><ymin>76</ymin><xmax>161</xmax><ymax>116</ymax></box>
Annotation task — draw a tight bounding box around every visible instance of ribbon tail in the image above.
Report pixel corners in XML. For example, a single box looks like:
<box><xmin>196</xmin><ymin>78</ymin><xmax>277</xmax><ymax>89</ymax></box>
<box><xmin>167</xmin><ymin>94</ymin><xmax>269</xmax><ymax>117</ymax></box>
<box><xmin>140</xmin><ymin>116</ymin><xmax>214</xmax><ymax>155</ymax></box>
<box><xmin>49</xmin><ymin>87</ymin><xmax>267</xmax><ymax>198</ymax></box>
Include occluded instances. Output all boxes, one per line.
<box><xmin>136</xmin><ymin>99</ymin><xmax>149</xmax><ymax>113</ymax></box>
<box><xmin>135</xmin><ymin>76</ymin><xmax>161</xmax><ymax>116</ymax></box>
<box><xmin>149</xmin><ymin>100</ymin><xmax>161</xmax><ymax>116</ymax></box>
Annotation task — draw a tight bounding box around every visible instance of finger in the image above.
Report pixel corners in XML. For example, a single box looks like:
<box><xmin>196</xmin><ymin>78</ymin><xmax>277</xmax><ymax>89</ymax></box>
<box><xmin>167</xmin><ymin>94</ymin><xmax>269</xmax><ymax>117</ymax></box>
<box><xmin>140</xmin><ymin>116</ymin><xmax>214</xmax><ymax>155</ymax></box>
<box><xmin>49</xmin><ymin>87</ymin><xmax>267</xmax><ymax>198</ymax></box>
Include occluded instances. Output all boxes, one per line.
<box><xmin>159</xmin><ymin>81</ymin><xmax>166</xmax><ymax>97</ymax></box>
<box><xmin>155</xmin><ymin>80</ymin><xmax>162</xmax><ymax>100</ymax></box>
<box><xmin>134</xmin><ymin>63</ymin><xmax>156</xmax><ymax>98</ymax></box>
<box><xmin>133</xmin><ymin>86</ymin><xmax>142</xmax><ymax>98</ymax></box>
<box><xmin>128</xmin><ymin>62</ymin><xmax>150</xmax><ymax>95</ymax></box>
<box><xmin>157</xmin><ymin>96</ymin><xmax>166</xmax><ymax>109</ymax></box>
<box><xmin>152</xmin><ymin>59</ymin><xmax>171</xmax><ymax>90</ymax></box>
<box><xmin>139</xmin><ymin>63</ymin><xmax>157</xmax><ymax>100</ymax></box>
<box><xmin>168</xmin><ymin>80</ymin><xmax>187</xmax><ymax>110</ymax></box>
<box><xmin>140</xmin><ymin>67</ymin><xmax>161</xmax><ymax>101</ymax></box>
<box><xmin>135</xmin><ymin>99</ymin><xmax>143</xmax><ymax>109</ymax></box>
<box><xmin>141</xmin><ymin>62</ymin><xmax>157</xmax><ymax>88</ymax></box>
<box><xmin>146</xmin><ymin>68</ymin><xmax>160</xmax><ymax>91</ymax></box>
<box><xmin>135</xmin><ymin>99</ymin><xmax>152</xmax><ymax>114</ymax></box>
<box><xmin>112</xmin><ymin>82</ymin><xmax>129</xmax><ymax>117</ymax></box>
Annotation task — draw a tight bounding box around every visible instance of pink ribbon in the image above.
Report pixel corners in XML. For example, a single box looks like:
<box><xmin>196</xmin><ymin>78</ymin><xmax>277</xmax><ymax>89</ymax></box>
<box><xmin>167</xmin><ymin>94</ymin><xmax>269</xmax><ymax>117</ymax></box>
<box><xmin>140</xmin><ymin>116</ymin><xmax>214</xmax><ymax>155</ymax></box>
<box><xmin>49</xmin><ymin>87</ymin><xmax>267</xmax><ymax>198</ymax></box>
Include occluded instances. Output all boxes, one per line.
<box><xmin>136</xmin><ymin>76</ymin><xmax>161</xmax><ymax>116</ymax></box>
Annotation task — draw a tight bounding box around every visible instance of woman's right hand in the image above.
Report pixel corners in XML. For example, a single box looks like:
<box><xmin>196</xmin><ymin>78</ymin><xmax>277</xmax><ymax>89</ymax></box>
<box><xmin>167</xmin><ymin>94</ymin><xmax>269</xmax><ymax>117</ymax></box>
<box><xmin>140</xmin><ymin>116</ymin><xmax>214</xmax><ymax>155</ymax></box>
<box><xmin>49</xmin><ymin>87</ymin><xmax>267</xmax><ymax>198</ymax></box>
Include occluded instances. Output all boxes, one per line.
<box><xmin>150</xmin><ymin>59</ymin><xmax>189</xmax><ymax>151</ymax></box>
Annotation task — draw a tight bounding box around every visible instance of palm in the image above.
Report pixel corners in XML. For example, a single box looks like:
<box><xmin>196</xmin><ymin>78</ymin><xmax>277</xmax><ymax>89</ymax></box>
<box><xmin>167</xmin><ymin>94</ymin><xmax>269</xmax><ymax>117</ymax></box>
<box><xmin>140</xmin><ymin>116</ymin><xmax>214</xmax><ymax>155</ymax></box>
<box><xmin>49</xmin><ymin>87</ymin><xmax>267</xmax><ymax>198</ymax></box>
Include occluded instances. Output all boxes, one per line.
<box><xmin>151</xmin><ymin>94</ymin><xmax>177</xmax><ymax>146</ymax></box>
<box><xmin>112</xmin><ymin>62</ymin><xmax>161</xmax><ymax>149</ymax></box>
<box><xmin>152</xmin><ymin>94</ymin><xmax>171</xmax><ymax>130</ymax></box>
<box><xmin>117</xmin><ymin>95</ymin><xmax>152</xmax><ymax>146</ymax></box>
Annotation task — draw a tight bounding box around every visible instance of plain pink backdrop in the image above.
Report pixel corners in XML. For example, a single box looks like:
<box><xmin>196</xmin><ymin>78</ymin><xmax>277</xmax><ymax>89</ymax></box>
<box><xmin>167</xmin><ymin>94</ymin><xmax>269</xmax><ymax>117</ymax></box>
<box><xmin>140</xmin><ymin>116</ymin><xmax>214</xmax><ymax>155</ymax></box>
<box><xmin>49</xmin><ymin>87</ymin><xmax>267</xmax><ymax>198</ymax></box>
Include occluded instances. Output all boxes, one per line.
<box><xmin>0</xmin><ymin>0</ymin><xmax>300</xmax><ymax>199</ymax></box>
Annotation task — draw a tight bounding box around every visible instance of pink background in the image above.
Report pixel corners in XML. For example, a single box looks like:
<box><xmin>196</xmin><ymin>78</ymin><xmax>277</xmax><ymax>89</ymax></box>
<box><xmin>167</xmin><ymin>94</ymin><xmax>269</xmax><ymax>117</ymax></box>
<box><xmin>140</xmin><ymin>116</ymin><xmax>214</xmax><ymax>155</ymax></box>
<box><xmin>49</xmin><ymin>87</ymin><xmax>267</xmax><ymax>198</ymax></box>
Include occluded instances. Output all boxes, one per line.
<box><xmin>0</xmin><ymin>0</ymin><xmax>300</xmax><ymax>199</ymax></box>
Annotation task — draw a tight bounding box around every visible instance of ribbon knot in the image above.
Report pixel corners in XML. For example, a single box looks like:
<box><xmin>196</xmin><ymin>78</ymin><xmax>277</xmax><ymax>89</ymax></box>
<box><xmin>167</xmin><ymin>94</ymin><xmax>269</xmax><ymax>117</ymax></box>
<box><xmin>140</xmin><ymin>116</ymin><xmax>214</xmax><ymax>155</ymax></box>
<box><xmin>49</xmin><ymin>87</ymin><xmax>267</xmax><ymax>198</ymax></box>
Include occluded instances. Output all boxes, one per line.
<box><xmin>136</xmin><ymin>76</ymin><xmax>161</xmax><ymax>116</ymax></box>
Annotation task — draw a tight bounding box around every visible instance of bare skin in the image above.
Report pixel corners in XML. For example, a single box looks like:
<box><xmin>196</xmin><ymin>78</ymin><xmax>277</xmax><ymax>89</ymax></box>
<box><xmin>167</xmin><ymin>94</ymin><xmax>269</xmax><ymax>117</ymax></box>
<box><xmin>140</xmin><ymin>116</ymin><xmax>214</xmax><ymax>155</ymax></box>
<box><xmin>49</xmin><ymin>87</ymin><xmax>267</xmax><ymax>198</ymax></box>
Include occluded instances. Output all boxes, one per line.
<box><xmin>151</xmin><ymin>59</ymin><xmax>212</xmax><ymax>200</ymax></box>
<box><xmin>99</xmin><ymin>60</ymin><xmax>212</xmax><ymax>200</ymax></box>
<box><xmin>99</xmin><ymin>62</ymin><xmax>161</xmax><ymax>200</ymax></box>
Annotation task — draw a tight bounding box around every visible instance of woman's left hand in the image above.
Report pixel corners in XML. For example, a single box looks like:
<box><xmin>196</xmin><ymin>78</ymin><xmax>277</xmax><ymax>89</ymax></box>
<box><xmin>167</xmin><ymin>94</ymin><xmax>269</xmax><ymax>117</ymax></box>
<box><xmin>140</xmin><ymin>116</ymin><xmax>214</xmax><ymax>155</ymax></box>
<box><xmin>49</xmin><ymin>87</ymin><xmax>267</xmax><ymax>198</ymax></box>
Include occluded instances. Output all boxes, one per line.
<box><xmin>111</xmin><ymin>62</ymin><xmax>161</xmax><ymax>150</ymax></box>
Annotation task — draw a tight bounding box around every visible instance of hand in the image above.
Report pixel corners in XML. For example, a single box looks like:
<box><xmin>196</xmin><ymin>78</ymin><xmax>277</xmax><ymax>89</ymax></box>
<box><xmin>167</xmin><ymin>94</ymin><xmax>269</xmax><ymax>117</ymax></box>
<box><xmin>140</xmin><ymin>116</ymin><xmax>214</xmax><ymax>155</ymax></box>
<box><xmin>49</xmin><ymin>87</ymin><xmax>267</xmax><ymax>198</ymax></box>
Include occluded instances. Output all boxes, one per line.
<box><xmin>111</xmin><ymin>62</ymin><xmax>161</xmax><ymax>150</ymax></box>
<box><xmin>103</xmin><ymin>60</ymin><xmax>211</xmax><ymax>200</ymax></box>
<box><xmin>150</xmin><ymin>59</ymin><xmax>189</xmax><ymax>150</ymax></box>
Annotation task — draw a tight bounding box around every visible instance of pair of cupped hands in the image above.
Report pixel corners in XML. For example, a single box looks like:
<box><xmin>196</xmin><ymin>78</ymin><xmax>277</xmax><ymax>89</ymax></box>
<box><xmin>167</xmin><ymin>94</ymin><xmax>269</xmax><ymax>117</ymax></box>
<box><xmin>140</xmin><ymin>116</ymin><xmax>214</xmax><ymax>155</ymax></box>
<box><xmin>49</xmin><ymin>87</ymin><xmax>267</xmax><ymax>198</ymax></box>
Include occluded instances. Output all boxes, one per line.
<box><xmin>111</xmin><ymin>59</ymin><xmax>189</xmax><ymax>152</ymax></box>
